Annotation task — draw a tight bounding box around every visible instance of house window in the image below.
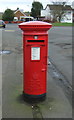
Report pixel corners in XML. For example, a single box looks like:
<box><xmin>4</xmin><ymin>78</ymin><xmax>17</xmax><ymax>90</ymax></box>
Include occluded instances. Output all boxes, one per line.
<box><xmin>67</xmin><ymin>18</ymin><xmax>71</xmax><ymax>20</ymax></box>
<box><xmin>67</xmin><ymin>11</ymin><xmax>71</xmax><ymax>14</ymax></box>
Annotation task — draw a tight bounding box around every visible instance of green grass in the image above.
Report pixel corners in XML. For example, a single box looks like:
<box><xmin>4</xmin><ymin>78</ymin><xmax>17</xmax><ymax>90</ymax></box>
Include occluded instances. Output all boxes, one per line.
<box><xmin>52</xmin><ymin>22</ymin><xmax>73</xmax><ymax>26</ymax></box>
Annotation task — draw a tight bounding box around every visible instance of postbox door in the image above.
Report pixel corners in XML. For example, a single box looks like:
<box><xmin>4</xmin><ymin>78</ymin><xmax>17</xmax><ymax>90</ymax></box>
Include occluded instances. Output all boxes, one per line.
<box><xmin>24</xmin><ymin>45</ymin><xmax>47</xmax><ymax>95</ymax></box>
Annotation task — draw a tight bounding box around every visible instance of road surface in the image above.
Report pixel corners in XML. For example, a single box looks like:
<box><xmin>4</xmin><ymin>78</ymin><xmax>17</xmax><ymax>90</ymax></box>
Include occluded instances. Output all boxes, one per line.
<box><xmin>0</xmin><ymin>24</ymin><xmax>72</xmax><ymax>119</ymax></box>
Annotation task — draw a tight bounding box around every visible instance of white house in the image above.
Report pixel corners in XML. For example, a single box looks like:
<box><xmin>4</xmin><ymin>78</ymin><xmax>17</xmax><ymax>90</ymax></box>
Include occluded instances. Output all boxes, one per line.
<box><xmin>41</xmin><ymin>5</ymin><xmax>53</xmax><ymax>21</ymax></box>
<box><xmin>72</xmin><ymin>1</ymin><xmax>74</xmax><ymax>22</ymax></box>
<box><xmin>41</xmin><ymin>4</ymin><xmax>73</xmax><ymax>23</ymax></box>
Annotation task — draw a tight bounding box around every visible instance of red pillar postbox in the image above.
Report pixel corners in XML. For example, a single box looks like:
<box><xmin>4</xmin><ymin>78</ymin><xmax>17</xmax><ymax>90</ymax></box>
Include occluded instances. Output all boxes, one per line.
<box><xmin>18</xmin><ymin>21</ymin><xmax>52</xmax><ymax>100</ymax></box>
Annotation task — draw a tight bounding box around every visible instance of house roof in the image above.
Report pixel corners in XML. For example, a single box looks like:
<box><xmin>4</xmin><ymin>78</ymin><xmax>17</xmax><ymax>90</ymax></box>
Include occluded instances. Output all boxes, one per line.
<box><xmin>14</xmin><ymin>9</ymin><xmax>26</xmax><ymax>16</ymax></box>
<box><xmin>24</xmin><ymin>12</ymin><xmax>31</xmax><ymax>16</ymax></box>
<box><xmin>46</xmin><ymin>4</ymin><xmax>72</xmax><ymax>10</ymax></box>
<box><xmin>0</xmin><ymin>12</ymin><xmax>3</xmax><ymax>14</ymax></box>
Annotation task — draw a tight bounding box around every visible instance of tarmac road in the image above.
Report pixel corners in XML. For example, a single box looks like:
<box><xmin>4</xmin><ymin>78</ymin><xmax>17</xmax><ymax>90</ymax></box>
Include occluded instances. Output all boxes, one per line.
<box><xmin>0</xmin><ymin>24</ymin><xmax>72</xmax><ymax>119</ymax></box>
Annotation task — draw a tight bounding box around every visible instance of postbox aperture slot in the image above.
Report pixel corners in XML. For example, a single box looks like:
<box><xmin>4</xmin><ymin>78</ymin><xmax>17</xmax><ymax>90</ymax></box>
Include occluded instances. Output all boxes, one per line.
<box><xmin>27</xmin><ymin>40</ymin><xmax>44</xmax><ymax>42</ymax></box>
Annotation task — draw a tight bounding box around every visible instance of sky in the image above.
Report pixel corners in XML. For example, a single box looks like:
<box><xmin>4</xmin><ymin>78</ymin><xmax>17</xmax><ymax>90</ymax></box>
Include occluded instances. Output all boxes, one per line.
<box><xmin>0</xmin><ymin>0</ymin><xmax>74</xmax><ymax>12</ymax></box>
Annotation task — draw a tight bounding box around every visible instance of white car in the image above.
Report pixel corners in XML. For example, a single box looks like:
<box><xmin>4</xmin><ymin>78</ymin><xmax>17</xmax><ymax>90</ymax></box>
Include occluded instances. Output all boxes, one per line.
<box><xmin>0</xmin><ymin>20</ymin><xmax>6</xmax><ymax>28</ymax></box>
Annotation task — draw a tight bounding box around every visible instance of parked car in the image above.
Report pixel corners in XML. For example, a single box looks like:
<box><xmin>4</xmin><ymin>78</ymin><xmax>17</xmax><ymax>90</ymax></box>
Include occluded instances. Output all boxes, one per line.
<box><xmin>20</xmin><ymin>16</ymin><xmax>34</xmax><ymax>22</ymax></box>
<box><xmin>0</xmin><ymin>20</ymin><xmax>6</xmax><ymax>28</ymax></box>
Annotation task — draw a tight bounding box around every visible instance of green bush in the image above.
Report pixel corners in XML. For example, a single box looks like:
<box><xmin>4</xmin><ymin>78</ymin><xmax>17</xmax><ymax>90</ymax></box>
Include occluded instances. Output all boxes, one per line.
<box><xmin>2</xmin><ymin>9</ymin><xmax>14</xmax><ymax>21</ymax></box>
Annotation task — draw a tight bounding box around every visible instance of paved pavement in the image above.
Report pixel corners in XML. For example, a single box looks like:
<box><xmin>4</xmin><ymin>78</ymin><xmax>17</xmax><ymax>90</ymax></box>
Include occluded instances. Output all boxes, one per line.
<box><xmin>0</xmin><ymin>29</ymin><xmax>2</xmax><ymax>119</ymax></box>
<box><xmin>0</xmin><ymin>24</ymin><xmax>72</xmax><ymax>119</ymax></box>
<box><xmin>48</xmin><ymin>26</ymin><xmax>72</xmax><ymax>85</ymax></box>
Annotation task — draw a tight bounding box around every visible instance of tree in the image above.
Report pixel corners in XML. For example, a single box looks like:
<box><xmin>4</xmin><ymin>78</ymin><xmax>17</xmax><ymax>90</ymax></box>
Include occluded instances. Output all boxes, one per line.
<box><xmin>2</xmin><ymin>9</ymin><xmax>14</xmax><ymax>21</ymax></box>
<box><xmin>51</xmin><ymin>0</ymin><xmax>68</xmax><ymax>22</ymax></box>
<box><xmin>31</xmin><ymin>1</ymin><xmax>43</xmax><ymax>19</ymax></box>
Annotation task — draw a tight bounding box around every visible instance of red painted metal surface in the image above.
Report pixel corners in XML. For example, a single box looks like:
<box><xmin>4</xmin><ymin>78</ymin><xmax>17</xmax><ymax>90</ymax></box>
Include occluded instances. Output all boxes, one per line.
<box><xmin>19</xmin><ymin>21</ymin><xmax>52</xmax><ymax>96</ymax></box>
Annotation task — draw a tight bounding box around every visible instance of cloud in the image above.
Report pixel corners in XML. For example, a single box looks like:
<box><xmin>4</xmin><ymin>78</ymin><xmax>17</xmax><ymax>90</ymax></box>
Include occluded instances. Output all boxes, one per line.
<box><xmin>0</xmin><ymin>0</ymin><xmax>33</xmax><ymax>12</ymax></box>
<box><xmin>0</xmin><ymin>0</ymin><xmax>74</xmax><ymax>12</ymax></box>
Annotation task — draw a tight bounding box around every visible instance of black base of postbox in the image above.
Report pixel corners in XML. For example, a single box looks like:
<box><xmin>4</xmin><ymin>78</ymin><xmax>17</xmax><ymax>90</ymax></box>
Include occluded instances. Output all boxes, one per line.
<box><xmin>23</xmin><ymin>92</ymin><xmax>46</xmax><ymax>103</ymax></box>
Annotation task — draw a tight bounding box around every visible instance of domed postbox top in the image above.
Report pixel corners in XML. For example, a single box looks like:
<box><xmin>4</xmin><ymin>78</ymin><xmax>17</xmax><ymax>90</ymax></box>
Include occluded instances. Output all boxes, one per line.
<box><xmin>18</xmin><ymin>21</ymin><xmax>52</xmax><ymax>32</ymax></box>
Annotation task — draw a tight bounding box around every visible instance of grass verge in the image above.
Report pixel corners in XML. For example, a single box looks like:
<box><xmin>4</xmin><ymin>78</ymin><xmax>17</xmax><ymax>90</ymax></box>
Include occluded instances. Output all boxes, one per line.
<box><xmin>52</xmin><ymin>22</ymin><xmax>74</xmax><ymax>26</ymax></box>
